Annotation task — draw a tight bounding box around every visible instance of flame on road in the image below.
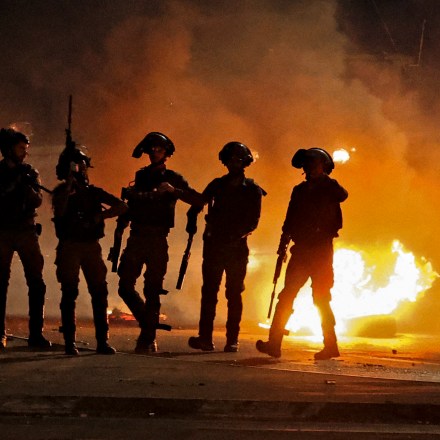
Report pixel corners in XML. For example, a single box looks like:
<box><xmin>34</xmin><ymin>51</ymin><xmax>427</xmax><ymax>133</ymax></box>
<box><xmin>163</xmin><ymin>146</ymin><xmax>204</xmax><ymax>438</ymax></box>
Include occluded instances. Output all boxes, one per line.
<box><xmin>261</xmin><ymin>240</ymin><xmax>438</xmax><ymax>338</ymax></box>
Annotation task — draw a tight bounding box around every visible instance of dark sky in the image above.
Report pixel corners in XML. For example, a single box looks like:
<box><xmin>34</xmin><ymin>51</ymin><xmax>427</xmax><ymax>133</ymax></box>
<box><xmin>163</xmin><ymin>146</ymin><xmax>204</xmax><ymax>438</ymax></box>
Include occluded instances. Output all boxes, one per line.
<box><xmin>336</xmin><ymin>0</ymin><xmax>440</xmax><ymax>168</ymax></box>
<box><xmin>1</xmin><ymin>0</ymin><xmax>439</xmax><ymax>331</ymax></box>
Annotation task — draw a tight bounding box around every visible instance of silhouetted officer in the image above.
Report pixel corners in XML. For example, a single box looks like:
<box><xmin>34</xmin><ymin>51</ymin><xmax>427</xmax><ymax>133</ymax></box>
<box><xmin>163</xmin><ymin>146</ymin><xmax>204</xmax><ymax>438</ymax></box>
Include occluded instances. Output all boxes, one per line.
<box><xmin>0</xmin><ymin>128</ymin><xmax>51</xmax><ymax>351</ymax></box>
<box><xmin>117</xmin><ymin>132</ymin><xmax>201</xmax><ymax>354</ymax></box>
<box><xmin>53</xmin><ymin>148</ymin><xmax>127</xmax><ymax>355</ymax></box>
<box><xmin>188</xmin><ymin>142</ymin><xmax>265</xmax><ymax>353</ymax></box>
<box><xmin>257</xmin><ymin>148</ymin><xmax>348</xmax><ymax>360</ymax></box>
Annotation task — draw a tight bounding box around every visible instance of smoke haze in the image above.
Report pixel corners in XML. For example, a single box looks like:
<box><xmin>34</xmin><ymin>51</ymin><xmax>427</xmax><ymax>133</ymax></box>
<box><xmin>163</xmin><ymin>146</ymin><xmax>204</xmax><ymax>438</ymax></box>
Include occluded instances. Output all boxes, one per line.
<box><xmin>1</xmin><ymin>0</ymin><xmax>439</xmax><ymax>334</ymax></box>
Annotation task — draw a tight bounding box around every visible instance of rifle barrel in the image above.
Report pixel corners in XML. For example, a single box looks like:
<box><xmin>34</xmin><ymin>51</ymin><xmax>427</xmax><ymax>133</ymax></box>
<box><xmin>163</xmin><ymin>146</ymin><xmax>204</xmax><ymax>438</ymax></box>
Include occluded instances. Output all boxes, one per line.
<box><xmin>267</xmin><ymin>284</ymin><xmax>277</xmax><ymax>320</ymax></box>
<box><xmin>68</xmin><ymin>95</ymin><xmax>72</xmax><ymax>129</ymax></box>
<box><xmin>267</xmin><ymin>252</ymin><xmax>287</xmax><ymax>319</ymax></box>
<box><xmin>36</xmin><ymin>183</ymin><xmax>53</xmax><ymax>194</ymax></box>
<box><xmin>175</xmin><ymin>234</ymin><xmax>194</xmax><ymax>290</ymax></box>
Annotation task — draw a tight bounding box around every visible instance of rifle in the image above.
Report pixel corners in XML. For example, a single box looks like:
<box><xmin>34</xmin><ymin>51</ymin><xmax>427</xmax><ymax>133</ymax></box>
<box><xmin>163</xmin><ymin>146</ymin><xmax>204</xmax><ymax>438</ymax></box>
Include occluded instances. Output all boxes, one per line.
<box><xmin>56</xmin><ymin>95</ymin><xmax>78</xmax><ymax>180</ymax></box>
<box><xmin>33</xmin><ymin>183</ymin><xmax>53</xmax><ymax>194</ymax></box>
<box><xmin>267</xmin><ymin>251</ymin><xmax>287</xmax><ymax>320</ymax></box>
<box><xmin>65</xmin><ymin>95</ymin><xmax>75</xmax><ymax>150</ymax></box>
<box><xmin>108</xmin><ymin>186</ymin><xmax>131</xmax><ymax>272</ymax></box>
<box><xmin>22</xmin><ymin>172</ymin><xmax>53</xmax><ymax>194</ymax></box>
<box><xmin>108</xmin><ymin>225</ymin><xmax>124</xmax><ymax>273</ymax></box>
<box><xmin>33</xmin><ymin>182</ymin><xmax>53</xmax><ymax>194</ymax></box>
<box><xmin>176</xmin><ymin>233</ymin><xmax>194</xmax><ymax>289</ymax></box>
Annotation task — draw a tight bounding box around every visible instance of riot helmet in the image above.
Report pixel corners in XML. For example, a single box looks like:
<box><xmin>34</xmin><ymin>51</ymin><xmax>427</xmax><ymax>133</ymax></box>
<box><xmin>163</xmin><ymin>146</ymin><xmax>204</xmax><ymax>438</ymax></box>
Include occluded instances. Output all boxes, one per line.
<box><xmin>291</xmin><ymin>147</ymin><xmax>334</xmax><ymax>175</ymax></box>
<box><xmin>0</xmin><ymin>128</ymin><xmax>29</xmax><ymax>160</ymax></box>
<box><xmin>219</xmin><ymin>142</ymin><xmax>254</xmax><ymax>167</ymax></box>
<box><xmin>132</xmin><ymin>132</ymin><xmax>175</xmax><ymax>158</ymax></box>
<box><xmin>56</xmin><ymin>147</ymin><xmax>92</xmax><ymax>180</ymax></box>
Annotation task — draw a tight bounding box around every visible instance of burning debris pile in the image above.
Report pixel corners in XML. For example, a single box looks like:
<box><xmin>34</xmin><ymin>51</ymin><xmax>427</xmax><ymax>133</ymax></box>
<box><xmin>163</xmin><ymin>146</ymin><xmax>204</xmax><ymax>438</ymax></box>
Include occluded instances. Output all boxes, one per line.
<box><xmin>108</xmin><ymin>308</ymin><xmax>168</xmax><ymax>327</ymax></box>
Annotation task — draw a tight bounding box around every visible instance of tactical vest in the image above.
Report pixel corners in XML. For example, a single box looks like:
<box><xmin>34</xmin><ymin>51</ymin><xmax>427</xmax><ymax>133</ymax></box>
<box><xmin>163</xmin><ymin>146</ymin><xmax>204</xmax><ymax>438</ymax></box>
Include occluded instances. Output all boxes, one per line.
<box><xmin>54</xmin><ymin>185</ymin><xmax>105</xmax><ymax>241</ymax></box>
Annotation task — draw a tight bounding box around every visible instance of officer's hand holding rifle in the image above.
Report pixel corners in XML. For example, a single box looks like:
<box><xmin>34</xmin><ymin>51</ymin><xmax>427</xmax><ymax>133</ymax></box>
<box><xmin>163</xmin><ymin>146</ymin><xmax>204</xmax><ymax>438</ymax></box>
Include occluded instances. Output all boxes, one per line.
<box><xmin>125</xmin><ymin>178</ymin><xmax>199</xmax><ymax>289</ymax></box>
<box><xmin>267</xmin><ymin>232</ymin><xmax>290</xmax><ymax>319</ymax></box>
<box><xmin>21</xmin><ymin>169</ymin><xmax>53</xmax><ymax>195</ymax></box>
<box><xmin>108</xmin><ymin>182</ymin><xmax>173</xmax><ymax>272</ymax></box>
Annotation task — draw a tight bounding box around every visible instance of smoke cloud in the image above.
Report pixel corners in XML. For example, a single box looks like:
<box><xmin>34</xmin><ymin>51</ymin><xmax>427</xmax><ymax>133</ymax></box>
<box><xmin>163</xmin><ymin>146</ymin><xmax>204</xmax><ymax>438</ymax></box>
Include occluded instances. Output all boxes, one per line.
<box><xmin>1</xmin><ymin>0</ymin><xmax>439</xmax><ymax>334</ymax></box>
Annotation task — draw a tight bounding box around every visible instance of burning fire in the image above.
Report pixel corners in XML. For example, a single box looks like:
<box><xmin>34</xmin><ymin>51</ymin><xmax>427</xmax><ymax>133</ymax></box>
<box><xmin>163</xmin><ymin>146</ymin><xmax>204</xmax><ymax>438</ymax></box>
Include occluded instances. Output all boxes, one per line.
<box><xmin>108</xmin><ymin>307</ymin><xmax>168</xmax><ymax>325</ymax></box>
<box><xmin>261</xmin><ymin>240</ymin><xmax>438</xmax><ymax>338</ymax></box>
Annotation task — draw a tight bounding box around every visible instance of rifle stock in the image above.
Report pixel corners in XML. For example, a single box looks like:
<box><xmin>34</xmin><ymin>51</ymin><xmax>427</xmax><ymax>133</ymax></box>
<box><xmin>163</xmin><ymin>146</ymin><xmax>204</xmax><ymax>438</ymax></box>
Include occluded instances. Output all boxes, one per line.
<box><xmin>176</xmin><ymin>233</ymin><xmax>194</xmax><ymax>290</ymax></box>
<box><xmin>267</xmin><ymin>252</ymin><xmax>287</xmax><ymax>319</ymax></box>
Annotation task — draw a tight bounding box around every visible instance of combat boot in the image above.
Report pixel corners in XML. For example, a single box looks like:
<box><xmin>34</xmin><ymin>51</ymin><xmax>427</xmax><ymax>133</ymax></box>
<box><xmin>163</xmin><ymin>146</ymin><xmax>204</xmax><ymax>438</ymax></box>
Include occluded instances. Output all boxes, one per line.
<box><xmin>65</xmin><ymin>342</ymin><xmax>79</xmax><ymax>356</ymax></box>
<box><xmin>224</xmin><ymin>341</ymin><xmax>239</xmax><ymax>352</ymax></box>
<box><xmin>28</xmin><ymin>334</ymin><xmax>52</xmax><ymax>349</ymax></box>
<box><xmin>63</xmin><ymin>331</ymin><xmax>79</xmax><ymax>355</ymax></box>
<box><xmin>28</xmin><ymin>285</ymin><xmax>51</xmax><ymax>349</ymax></box>
<box><xmin>314</xmin><ymin>328</ymin><xmax>340</xmax><ymax>360</ymax></box>
<box><xmin>93</xmin><ymin>308</ymin><xmax>115</xmax><ymax>355</ymax></box>
<box><xmin>188</xmin><ymin>336</ymin><xmax>215</xmax><ymax>351</ymax></box>
<box><xmin>135</xmin><ymin>328</ymin><xmax>158</xmax><ymax>354</ymax></box>
<box><xmin>256</xmin><ymin>340</ymin><xmax>281</xmax><ymax>358</ymax></box>
<box><xmin>314</xmin><ymin>345</ymin><xmax>340</xmax><ymax>360</ymax></box>
<box><xmin>257</xmin><ymin>301</ymin><xmax>292</xmax><ymax>359</ymax></box>
<box><xmin>96</xmin><ymin>341</ymin><xmax>116</xmax><ymax>355</ymax></box>
<box><xmin>135</xmin><ymin>340</ymin><xmax>158</xmax><ymax>354</ymax></box>
<box><xmin>60</xmin><ymin>303</ymin><xmax>78</xmax><ymax>355</ymax></box>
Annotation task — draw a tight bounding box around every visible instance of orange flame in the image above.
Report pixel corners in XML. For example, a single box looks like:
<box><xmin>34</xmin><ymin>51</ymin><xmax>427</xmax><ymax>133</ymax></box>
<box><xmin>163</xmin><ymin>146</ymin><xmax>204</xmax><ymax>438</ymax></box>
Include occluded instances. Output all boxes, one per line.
<box><xmin>261</xmin><ymin>241</ymin><xmax>438</xmax><ymax>338</ymax></box>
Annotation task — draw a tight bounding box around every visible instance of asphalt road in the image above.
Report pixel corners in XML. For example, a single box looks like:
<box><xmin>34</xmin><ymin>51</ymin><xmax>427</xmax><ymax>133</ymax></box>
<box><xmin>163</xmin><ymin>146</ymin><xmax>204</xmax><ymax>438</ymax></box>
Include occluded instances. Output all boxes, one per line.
<box><xmin>2</xmin><ymin>317</ymin><xmax>440</xmax><ymax>439</ymax></box>
<box><xmin>1</xmin><ymin>415</ymin><xmax>440</xmax><ymax>440</ymax></box>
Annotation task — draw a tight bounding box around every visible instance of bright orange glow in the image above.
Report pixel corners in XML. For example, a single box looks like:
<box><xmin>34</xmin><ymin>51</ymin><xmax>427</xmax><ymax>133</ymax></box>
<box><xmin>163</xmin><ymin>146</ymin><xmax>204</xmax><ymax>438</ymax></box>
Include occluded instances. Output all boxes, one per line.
<box><xmin>247</xmin><ymin>252</ymin><xmax>261</xmax><ymax>271</ymax></box>
<box><xmin>332</xmin><ymin>148</ymin><xmax>350</xmax><ymax>163</ymax></box>
<box><xmin>260</xmin><ymin>241</ymin><xmax>438</xmax><ymax>337</ymax></box>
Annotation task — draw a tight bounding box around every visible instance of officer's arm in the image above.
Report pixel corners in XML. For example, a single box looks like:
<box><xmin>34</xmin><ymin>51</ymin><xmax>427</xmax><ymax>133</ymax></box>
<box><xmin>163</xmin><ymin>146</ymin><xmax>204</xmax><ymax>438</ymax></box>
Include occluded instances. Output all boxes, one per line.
<box><xmin>184</xmin><ymin>182</ymin><xmax>215</xmax><ymax>234</ymax></box>
<box><xmin>21</xmin><ymin>170</ymin><xmax>43</xmax><ymax>209</ymax></box>
<box><xmin>123</xmin><ymin>186</ymin><xmax>161</xmax><ymax>201</ymax></box>
<box><xmin>337</xmin><ymin>185</ymin><xmax>348</xmax><ymax>202</ymax></box>
<box><xmin>329</xmin><ymin>178</ymin><xmax>348</xmax><ymax>202</ymax></box>
<box><xmin>24</xmin><ymin>184</ymin><xmax>43</xmax><ymax>209</ymax></box>
<box><xmin>235</xmin><ymin>187</ymin><xmax>264</xmax><ymax>239</ymax></box>
<box><xmin>174</xmin><ymin>187</ymin><xmax>205</xmax><ymax>208</ymax></box>
<box><xmin>281</xmin><ymin>187</ymin><xmax>298</xmax><ymax>237</ymax></box>
<box><xmin>158</xmin><ymin>175</ymin><xmax>205</xmax><ymax>208</ymax></box>
<box><xmin>98</xmin><ymin>189</ymin><xmax>129</xmax><ymax>220</ymax></box>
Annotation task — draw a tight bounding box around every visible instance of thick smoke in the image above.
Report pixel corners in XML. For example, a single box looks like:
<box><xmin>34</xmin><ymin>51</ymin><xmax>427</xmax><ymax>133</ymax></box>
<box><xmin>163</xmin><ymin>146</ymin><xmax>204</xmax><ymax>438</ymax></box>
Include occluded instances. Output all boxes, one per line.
<box><xmin>1</xmin><ymin>0</ymin><xmax>439</xmax><ymax>333</ymax></box>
